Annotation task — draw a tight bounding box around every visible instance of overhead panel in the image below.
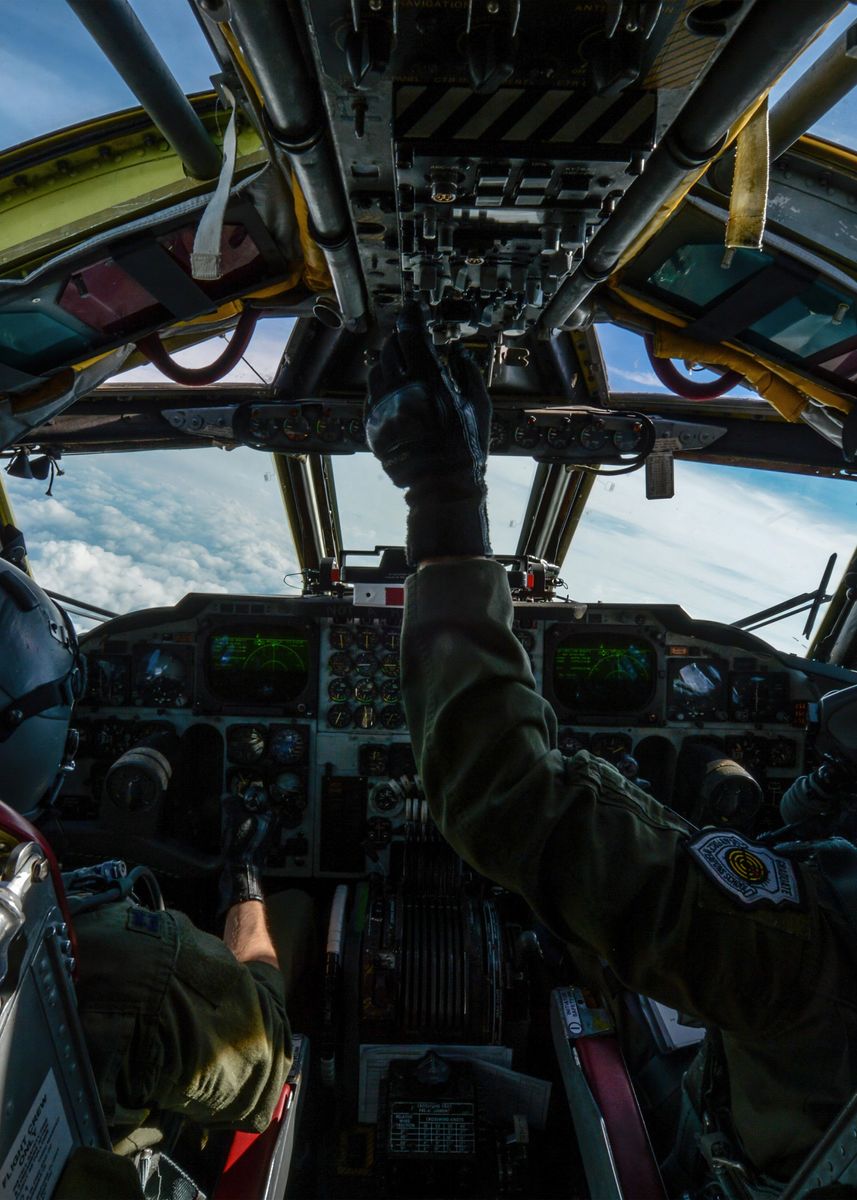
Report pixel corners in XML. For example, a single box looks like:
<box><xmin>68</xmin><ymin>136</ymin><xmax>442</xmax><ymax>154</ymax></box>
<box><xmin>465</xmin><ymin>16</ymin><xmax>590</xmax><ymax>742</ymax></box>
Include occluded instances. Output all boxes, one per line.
<box><xmin>298</xmin><ymin>0</ymin><xmax>746</xmax><ymax>340</ymax></box>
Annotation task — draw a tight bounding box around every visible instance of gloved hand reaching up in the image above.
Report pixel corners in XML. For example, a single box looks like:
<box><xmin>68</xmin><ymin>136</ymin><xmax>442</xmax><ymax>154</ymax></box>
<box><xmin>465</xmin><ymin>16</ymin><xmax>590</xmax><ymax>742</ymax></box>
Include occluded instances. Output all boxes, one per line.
<box><xmin>365</xmin><ymin>303</ymin><xmax>492</xmax><ymax>566</ymax></box>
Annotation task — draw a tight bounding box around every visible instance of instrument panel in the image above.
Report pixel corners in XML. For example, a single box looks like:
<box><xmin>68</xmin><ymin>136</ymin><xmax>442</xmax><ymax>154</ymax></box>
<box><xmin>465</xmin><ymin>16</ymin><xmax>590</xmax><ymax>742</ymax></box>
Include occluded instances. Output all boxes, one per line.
<box><xmin>65</xmin><ymin>590</ymin><xmax>824</xmax><ymax>880</ymax></box>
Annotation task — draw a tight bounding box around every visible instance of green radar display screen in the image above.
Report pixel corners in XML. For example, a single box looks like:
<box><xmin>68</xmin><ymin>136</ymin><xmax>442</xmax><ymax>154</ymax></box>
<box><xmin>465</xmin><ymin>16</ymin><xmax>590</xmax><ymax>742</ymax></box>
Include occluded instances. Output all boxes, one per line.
<box><xmin>553</xmin><ymin>633</ymin><xmax>656</xmax><ymax>712</ymax></box>
<box><xmin>207</xmin><ymin>627</ymin><xmax>310</xmax><ymax>704</ymax></box>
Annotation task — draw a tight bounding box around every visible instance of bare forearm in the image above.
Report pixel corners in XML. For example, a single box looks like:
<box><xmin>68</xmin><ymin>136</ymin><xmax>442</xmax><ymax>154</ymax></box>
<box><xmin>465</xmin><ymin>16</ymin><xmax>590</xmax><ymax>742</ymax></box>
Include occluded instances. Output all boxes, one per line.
<box><xmin>224</xmin><ymin>899</ymin><xmax>279</xmax><ymax>969</ymax></box>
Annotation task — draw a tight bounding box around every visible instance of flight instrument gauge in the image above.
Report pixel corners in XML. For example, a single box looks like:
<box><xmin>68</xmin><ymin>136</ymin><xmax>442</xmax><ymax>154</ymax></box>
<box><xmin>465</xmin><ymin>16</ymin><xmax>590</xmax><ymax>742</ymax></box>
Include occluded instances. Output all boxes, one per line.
<box><xmin>381</xmin><ymin>679</ymin><xmax>400</xmax><ymax>703</ymax></box>
<box><xmin>381</xmin><ymin>654</ymin><xmax>399</xmax><ymax>678</ymax></box>
<box><xmin>227</xmin><ymin>724</ymin><xmax>267</xmax><ymax>764</ymax></box>
<box><xmin>355</xmin><ymin>653</ymin><xmax>376</xmax><ymax>676</ymax></box>
<box><xmin>328</xmin><ymin>705</ymin><xmax>352</xmax><ymax>729</ymax></box>
<box><xmin>355</xmin><ymin>704</ymin><xmax>376</xmax><ymax>730</ymax></box>
<box><xmin>329</xmin><ymin>627</ymin><xmax>352</xmax><ymax>650</ymax></box>
<box><xmin>383</xmin><ymin>630</ymin><xmax>400</xmax><ymax>652</ymax></box>
<box><xmin>358</xmin><ymin>628</ymin><xmax>379</xmax><ymax>651</ymax></box>
<box><xmin>590</xmin><ymin>732</ymin><xmax>633</xmax><ymax>762</ymax></box>
<box><xmin>381</xmin><ymin>704</ymin><xmax>405</xmax><ymax>730</ymax></box>
<box><xmin>329</xmin><ymin>652</ymin><xmax>351</xmax><ymax>676</ymax></box>
<box><xmin>270</xmin><ymin>772</ymin><xmax>306</xmax><ymax>828</ymax></box>
<box><xmin>354</xmin><ymin>679</ymin><xmax>377</xmax><ymax>703</ymax></box>
<box><xmin>558</xmin><ymin>728</ymin><xmax>589</xmax><ymax>756</ymax></box>
<box><xmin>133</xmin><ymin>646</ymin><xmax>190</xmax><ymax>708</ymax></box>
<box><xmin>268</xmin><ymin>725</ymin><xmax>307</xmax><ymax>765</ymax></box>
<box><xmin>328</xmin><ymin>678</ymin><xmax>349</xmax><ymax>703</ymax></box>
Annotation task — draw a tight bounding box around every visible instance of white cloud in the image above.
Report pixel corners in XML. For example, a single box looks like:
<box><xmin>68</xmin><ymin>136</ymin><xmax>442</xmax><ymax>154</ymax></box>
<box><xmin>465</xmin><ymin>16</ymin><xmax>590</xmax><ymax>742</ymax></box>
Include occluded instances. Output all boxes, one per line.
<box><xmin>608</xmin><ymin>365</ymin><xmax>661</xmax><ymax>389</ymax></box>
<box><xmin>2</xmin><ymin>436</ymin><xmax>850</xmax><ymax>661</ymax></box>
<box><xmin>5</xmin><ymin>447</ymin><xmax>300</xmax><ymax>626</ymax></box>
<box><xmin>568</xmin><ymin>463</ymin><xmax>853</xmax><ymax>654</ymax></box>
<box><xmin>0</xmin><ymin>45</ymin><xmax>117</xmax><ymax>145</ymax></box>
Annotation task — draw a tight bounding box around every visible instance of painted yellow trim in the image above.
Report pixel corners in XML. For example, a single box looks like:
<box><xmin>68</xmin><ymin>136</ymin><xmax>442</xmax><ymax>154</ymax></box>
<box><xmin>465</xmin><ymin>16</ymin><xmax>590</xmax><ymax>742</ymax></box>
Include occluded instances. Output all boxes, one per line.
<box><xmin>792</xmin><ymin>134</ymin><xmax>857</xmax><ymax>173</ymax></box>
<box><xmin>290</xmin><ymin>174</ymin><xmax>334</xmax><ymax>293</ymax></box>
<box><xmin>220</xmin><ymin>27</ymin><xmax>263</xmax><ymax>107</ymax></box>
<box><xmin>609</xmin><ymin>283</ymin><xmax>853</xmax><ymax>421</ymax></box>
<box><xmin>0</xmin><ymin>129</ymin><xmax>265</xmax><ymax>273</ymax></box>
<box><xmin>220</xmin><ymin>21</ymin><xmax>333</xmax><ymax>294</ymax></box>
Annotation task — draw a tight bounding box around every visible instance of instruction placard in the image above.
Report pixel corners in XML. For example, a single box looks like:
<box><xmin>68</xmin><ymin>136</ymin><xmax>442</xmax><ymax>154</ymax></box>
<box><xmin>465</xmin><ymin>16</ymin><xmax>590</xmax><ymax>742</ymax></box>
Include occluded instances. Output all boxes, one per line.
<box><xmin>0</xmin><ymin>1070</ymin><xmax>72</xmax><ymax>1200</ymax></box>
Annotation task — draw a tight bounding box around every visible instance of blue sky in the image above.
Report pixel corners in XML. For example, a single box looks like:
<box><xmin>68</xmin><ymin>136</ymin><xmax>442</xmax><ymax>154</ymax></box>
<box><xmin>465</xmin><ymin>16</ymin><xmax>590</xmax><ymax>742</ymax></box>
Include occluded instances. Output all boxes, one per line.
<box><xmin>3</xmin><ymin>4</ymin><xmax>857</xmax><ymax>653</ymax></box>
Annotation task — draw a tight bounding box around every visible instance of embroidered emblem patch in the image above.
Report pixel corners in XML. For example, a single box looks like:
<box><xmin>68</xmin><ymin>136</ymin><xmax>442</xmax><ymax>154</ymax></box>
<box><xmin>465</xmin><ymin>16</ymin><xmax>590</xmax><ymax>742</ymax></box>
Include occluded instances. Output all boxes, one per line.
<box><xmin>126</xmin><ymin>907</ymin><xmax>163</xmax><ymax>937</ymax></box>
<box><xmin>687</xmin><ymin>830</ymin><xmax>803</xmax><ymax>909</ymax></box>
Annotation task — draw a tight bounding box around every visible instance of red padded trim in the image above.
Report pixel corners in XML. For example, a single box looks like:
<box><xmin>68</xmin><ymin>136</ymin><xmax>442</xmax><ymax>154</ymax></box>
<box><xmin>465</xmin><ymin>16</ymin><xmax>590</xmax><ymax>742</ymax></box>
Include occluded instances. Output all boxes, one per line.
<box><xmin>577</xmin><ymin>1036</ymin><xmax>666</xmax><ymax>1200</ymax></box>
<box><xmin>213</xmin><ymin>1083</ymin><xmax>292</xmax><ymax>1200</ymax></box>
<box><xmin>0</xmin><ymin>801</ymin><xmax>77</xmax><ymax>965</ymax></box>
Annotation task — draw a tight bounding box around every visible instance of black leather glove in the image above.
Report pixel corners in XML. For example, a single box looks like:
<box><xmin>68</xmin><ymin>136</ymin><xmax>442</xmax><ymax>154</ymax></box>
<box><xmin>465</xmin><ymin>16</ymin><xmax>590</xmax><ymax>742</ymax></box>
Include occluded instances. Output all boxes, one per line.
<box><xmin>365</xmin><ymin>304</ymin><xmax>492</xmax><ymax>566</ymax></box>
<box><xmin>218</xmin><ymin>789</ymin><xmax>275</xmax><ymax>915</ymax></box>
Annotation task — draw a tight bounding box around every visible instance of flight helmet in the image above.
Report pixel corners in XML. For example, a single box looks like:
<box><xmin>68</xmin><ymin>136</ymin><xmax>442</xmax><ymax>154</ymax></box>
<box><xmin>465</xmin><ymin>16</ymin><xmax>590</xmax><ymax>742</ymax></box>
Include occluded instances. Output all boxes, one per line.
<box><xmin>0</xmin><ymin>560</ymin><xmax>85</xmax><ymax>817</ymax></box>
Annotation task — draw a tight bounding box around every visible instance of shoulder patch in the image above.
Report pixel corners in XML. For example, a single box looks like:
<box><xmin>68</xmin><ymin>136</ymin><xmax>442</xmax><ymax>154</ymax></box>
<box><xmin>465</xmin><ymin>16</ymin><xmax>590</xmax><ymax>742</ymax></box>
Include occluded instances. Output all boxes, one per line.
<box><xmin>126</xmin><ymin>906</ymin><xmax>163</xmax><ymax>937</ymax></box>
<box><xmin>687</xmin><ymin>830</ymin><xmax>803</xmax><ymax>910</ymax></box>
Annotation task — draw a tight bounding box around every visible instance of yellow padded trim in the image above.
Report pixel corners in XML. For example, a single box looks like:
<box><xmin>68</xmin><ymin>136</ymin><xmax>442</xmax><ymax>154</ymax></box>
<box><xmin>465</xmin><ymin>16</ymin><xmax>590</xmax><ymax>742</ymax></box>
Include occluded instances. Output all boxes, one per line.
<box><xmin>609</xmin><ymin>284</ymin><xmax>853</xmax><ymax>421</ymax></box>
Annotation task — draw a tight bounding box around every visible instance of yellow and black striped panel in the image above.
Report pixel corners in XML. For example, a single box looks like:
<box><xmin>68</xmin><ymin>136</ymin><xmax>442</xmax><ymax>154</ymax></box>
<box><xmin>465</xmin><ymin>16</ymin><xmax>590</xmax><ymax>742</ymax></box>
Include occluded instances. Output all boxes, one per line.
<box><xmin>394</xmin><ymin>85</ymin><xmax>656</xmax><ymax>149</ymax></box>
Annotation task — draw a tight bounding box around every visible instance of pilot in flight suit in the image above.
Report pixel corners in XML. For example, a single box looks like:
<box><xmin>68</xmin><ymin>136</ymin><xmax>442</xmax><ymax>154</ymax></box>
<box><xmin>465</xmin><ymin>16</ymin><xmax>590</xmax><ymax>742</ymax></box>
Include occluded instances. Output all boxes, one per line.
<box><xmin>0</xmin><ymin>559</ymin><xmax>310</xmax><ymax>1194</ymax></box>
<box><xmin>365</xmin><ymin>306</ymin><xmax>857</xmax><ymax>1190</ymax></box>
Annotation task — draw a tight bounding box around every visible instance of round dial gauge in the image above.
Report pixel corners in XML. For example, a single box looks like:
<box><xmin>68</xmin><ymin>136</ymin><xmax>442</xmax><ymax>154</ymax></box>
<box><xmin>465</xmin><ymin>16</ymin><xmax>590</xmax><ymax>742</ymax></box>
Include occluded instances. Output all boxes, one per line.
<box><xmin>227</xmin><ymin>724</ymin><xmax>267</xmax><ymax>764</ymax></box>
<box><xmin>355</xmin><ymin>653</ymin><xmax>376</xmax><ymax>677</ymax></box>
<box><xmin>329</xmin><ymin>626</ymin><xmax>352</xmax><ymax>650</ymax></box>
<box><xmin>328</xmin><ymin>678</ymin><xmax>349</xmax><ymax>703</ymax></box>
<box><xmin>590</xmin><ymin>732</ymin><xmax>632</xmax><ymax>762</ymax></box>
<box><xmin>357</xmin><ymin>628</ymin><xmax>379</xmax><ymax>651</ymax></box>
<box><xmin>380</xmin><ymin>704</ymin><xmax>405</xmax><ymax>730</ymax></box>
<box><xmin>383</xmin><ymin>630</ymin><xmax>400</xmax><ymax>652</ymax></box>
<box><xmin>328</xmin><ymin>652</ymin><xmax>351</xmax><ymax>676</ymax></box>
<box><xmin>381</xmin><ymin>678</ymin><xmax>400</xmax><ymax>703</ymax></box>
<box><xmin>380</xmin><ymin>654</ymin><xmax>399</xmax><ymax>678</ymax></box>
<box><xmin>327</xmin><ymin>704</ymin><xmax>352</xmax><ymax>729</ymax></box>
<box><xmin>354</xmin><ymin>679</ymin><xmax>377</xmax><ymax>703</ymax></box>
<box><xmin>269</xmin><ymin>726</ymin><xmax>306</xmax><ymax>765</ymax></box>
<box><xmin>355</xmin><ymin>704</ymin><xmax>376</xmax><ymax>730</ymax></box>
<box><xmin>558</xmin><ymin>728</ymin><xmax>589</xmax><ymax>756</ymax></box>
<box><xmin>137</xmin><ymin>648</ymin><xmax>189</xmax><ymax>707</ymax></box>
<box><xmin>514</xmin><ymin>421</ymin><xmax>540</xmax><ymax>450</ymax></box>
<box><xmin>580</xmin><ymin>424</ymin><xmax>607</xmax><ymax>451</ymax></box>
<box><xmin>363</xmin><ymin>746</ymin><xmax>388</xmax><ymax>776</ymax></box>
<box><xmin>371</xmin><ymin>783</ymin><xmax>402</xmax><ymax>814</ymax></box>
<box><xmin>270</xmin><ymin>770</ymin><xmax>303</xmax><ymax>800</ymax></box>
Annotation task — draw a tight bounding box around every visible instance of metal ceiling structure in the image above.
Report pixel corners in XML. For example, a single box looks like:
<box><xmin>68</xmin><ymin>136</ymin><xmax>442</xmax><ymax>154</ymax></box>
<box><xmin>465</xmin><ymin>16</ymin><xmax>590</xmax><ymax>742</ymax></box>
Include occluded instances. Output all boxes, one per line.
<box><xmin>2</xmin><ymin>0</ymin><xmax>857</xmax><ymax>650</ymax></box>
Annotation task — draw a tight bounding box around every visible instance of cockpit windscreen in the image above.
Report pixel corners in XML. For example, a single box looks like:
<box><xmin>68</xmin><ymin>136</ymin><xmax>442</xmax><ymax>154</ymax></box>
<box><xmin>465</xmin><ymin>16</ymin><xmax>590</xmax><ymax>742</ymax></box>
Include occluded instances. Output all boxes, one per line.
<box><xmin>207</xmin><ymin>627</ymin><xmax>310</xmax><ymax>704</ymax></box>
<box><xmin>553</xmin><ymin>633</ymin><xmax>656</xmax><ymax>712</ymax></box>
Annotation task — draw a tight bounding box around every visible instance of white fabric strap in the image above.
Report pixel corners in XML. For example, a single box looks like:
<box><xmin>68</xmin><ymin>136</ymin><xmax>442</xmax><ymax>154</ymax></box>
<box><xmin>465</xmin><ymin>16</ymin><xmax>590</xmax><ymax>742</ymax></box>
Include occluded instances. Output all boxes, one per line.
<box><xmin>191</xmin><ymin>88</ymin><xmax>238</xmax><ymax>280</ymax></box>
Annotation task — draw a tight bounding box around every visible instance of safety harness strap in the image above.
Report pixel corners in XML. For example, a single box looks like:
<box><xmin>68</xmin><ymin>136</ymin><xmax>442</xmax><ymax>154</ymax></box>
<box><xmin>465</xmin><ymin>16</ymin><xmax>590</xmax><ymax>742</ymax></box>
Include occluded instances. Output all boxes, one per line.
<box><xmin>0</xmin><ymin>676</ymin><xmax>73</xmax><ymax>742</ymax></box>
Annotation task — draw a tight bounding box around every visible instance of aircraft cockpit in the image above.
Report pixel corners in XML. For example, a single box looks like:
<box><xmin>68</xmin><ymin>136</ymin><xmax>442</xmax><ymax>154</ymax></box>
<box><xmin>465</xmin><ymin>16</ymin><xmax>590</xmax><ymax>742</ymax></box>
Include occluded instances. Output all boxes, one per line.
<box><xmin>4</xmin><ymin>2</ymin><xmax>857</xmax><ymax>1198</ymax></box>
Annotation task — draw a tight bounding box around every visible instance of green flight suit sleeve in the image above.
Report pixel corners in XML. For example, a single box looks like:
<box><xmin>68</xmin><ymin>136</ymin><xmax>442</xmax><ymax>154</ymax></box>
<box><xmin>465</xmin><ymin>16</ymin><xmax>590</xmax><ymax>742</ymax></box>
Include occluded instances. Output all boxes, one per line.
<box><xmin>75</xmin><ymin>901</ymin><xmax>292</xmax><ymax>1134</ymax></box>
<box><xmin>154</xmin><ymin>912</ymin><xmax>292</xmax><ymax>1132</ymax></box>
<box><xmin>401</xmin><ymin>558</ymin><xmax>819</xmax><ymax>1039</ymax></box>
